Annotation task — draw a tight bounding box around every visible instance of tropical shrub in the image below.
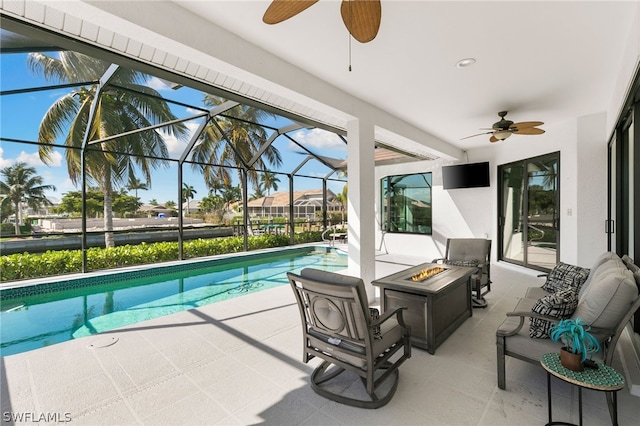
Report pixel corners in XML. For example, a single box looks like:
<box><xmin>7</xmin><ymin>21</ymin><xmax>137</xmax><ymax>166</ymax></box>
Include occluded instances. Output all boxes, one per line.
<box><xmin>0</xmin><ymin>232</ymin><xmax>325</xmax><ymax>282</ymax></box>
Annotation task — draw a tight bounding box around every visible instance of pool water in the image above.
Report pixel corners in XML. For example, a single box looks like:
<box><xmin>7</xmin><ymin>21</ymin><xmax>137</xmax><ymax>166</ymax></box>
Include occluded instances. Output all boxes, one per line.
<box><xmin>0</xmin><ymin>247</ymin><xmax>347</xmax><ymax>356</ymax></box>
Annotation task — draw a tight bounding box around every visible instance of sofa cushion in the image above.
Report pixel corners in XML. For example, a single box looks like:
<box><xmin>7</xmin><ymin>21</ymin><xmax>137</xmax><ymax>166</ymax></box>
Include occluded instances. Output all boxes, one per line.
<box><xmin>571</xmin><ymin>262</ymin><xmax>638</xmax><ymax>339</ymax></box>
<box><xmin>497</xmin><ymin>298</ymin><xmax>605</xmax><ymax>363</ymax></box>
<box><xmin>579</xmin><ymin>253</ymin><xmax>625</xmax><ymax>299</ymax></box>
<box><xmin>542</xmin><ymin>262</ymin><xmax>590</xmax><ymax>293</ymax></box>
<box><xmin>525</xmin><ymin>286</ymin><xmax>550</xmax><ymax>300</ymax></box>
<box><xmin>529</xmin><ymin>288</ymin><xmax>579</xmax><ymax>339</ymax></box>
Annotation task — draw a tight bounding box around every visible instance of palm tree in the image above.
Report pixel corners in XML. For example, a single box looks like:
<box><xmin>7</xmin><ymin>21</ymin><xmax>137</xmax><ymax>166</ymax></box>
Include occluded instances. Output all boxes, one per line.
<box><xmin>335</xmin><ymin>184</ymin><xmax>348</xmax><ymax>224</ymax></box>
<box><xmin>260</xmin><ymin>171</ymin><xmax>280</xmax><ymax>195</ymax></box>
<box><xmin>182</xmin><ymin>183</ymin><xmax>197</xmax><ymax>215</ymax></box>
<box><xmin>29</xmin><ymin>51</ymin><xmax>187</xmax><ymax>247</ymax></box>
<box><xmin>220</xmin><ymin>184</ymin><xmax>241</xmax><ymax>212</ymax></box>
<box><xmin>126</xmin><ymin>176</ymin><xmax>148</xmax><ymax>199</ymax></box>
<box><xmin>208</xmin><ymin>179</ymin><xmax>223</xmax><ymax>197</ymax></box>
<box><xmin>0</xmin><ymin>162</ymin><xmax>56</xmax><ymax>234</ymax></box>
<box><xmin>250</xmin><ymin>182</ymin><xmax>265</xmax><ymax>200</ymax></box>
<box><xmin>165</xmin><ymin>200</ymin><xmax>176</xmax><ymax>209</ymax></box>
<box><xmin>190</xmin><ymin>95</ymin><xmax>283</xmax><ymax>196</ymax></box>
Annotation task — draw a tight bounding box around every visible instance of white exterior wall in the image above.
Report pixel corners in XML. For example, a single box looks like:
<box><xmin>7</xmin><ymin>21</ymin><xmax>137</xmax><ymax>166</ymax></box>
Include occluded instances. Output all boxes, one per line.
<box><xmin>375</xmin><ymin>115</ymin><xmax>607</xmax><ymax>268</ymax></box>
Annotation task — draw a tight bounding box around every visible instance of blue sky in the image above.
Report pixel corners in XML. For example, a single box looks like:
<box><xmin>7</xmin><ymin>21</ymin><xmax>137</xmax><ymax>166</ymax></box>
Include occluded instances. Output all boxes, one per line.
<box><xmin>0</xmin><ymin>52</ymin><xmax>347</xmax><ymax>206</ymax></box>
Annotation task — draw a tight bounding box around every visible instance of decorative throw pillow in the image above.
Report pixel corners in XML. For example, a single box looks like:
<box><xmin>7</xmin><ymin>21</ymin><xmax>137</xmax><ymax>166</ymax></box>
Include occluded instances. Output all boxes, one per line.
<box><xmin>529</xmin><ymin>288</ymin><xmax>579</xmax><ymax>339</ymax></box>
<box><xmin>542</xmin><ymin>262</ymin><xmax>590</xmax><ymax>293</ymax></box>
<box><xmin>445</xmin><ymin>259</ymin><xmax>480</xmax><ymax>268</ymax></box>
<box><xmin>369</xmin><ymin>308</ymin><xmax>383</xmax><ymax>339</ymax></box>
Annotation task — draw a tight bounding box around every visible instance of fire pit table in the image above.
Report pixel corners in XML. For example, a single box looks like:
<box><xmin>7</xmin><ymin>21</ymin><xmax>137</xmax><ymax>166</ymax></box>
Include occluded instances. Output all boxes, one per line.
<box><xmin>372</xmin><ymin>262</ymin><xmax>475</xmax><ymax>354</ymax></box>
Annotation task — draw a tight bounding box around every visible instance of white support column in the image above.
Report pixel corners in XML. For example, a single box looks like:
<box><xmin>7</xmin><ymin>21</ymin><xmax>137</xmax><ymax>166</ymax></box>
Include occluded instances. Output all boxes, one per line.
<box><xmin>347</xmin><ymin>117</ymin><xmax>377</xmax><ymax>302</ymax></box>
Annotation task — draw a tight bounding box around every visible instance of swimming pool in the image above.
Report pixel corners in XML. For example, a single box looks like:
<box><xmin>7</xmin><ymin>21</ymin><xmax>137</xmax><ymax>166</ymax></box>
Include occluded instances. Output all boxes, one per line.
<box><xmin>0</xmin><ymin>246</ymin><xmax>347</xmax><ymax>356</ymax></box>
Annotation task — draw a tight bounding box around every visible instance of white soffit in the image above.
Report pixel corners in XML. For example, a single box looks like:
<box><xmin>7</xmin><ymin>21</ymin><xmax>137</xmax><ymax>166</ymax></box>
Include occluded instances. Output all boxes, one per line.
<box><xmin>0</xmin><ymin>0</ymin><xmax>350</xmax><ymax>128</ymax></box>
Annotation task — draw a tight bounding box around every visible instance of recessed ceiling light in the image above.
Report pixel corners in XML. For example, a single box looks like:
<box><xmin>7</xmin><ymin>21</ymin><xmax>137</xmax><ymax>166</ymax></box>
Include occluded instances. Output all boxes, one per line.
<box><xmin>456</xmin><ymin>58</ymin><xmax>477</xmax><ymax>68</ymax></box>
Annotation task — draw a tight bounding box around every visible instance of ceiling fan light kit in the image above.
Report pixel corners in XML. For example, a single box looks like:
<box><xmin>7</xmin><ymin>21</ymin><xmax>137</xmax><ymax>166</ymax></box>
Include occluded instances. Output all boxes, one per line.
<box><xmin>462</xmin><ymin>111</ymin><xmax>545</xmax><ymax>143</ymax></box>
<box><xmin>493</xmin><ymin>130</ymin><xmax>512</xmax><ymax>141</ymax></box>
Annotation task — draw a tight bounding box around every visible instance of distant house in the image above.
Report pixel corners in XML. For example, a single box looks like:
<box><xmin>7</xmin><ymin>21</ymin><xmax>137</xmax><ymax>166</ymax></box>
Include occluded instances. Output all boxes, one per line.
<box><xmin>247</xmin><ymin>189</ymin><xmax>341</xmax><ymax>219</ymax></box>
<box><xmin>181</xmin><ymin>199</ymin><xmax>201</xmax><ymax>215</ymax></box>
<box><xmin>138</xmin><ymin>204</ymin><xmax>175</xmax><ymax>217</ymax></box>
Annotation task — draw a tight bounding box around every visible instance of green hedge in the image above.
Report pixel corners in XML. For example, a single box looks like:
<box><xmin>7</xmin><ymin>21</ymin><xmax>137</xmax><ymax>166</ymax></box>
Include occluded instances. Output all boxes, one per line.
<box><xmin>0</xmin><ymin>223</ymin><xmax>32</xmax><ymax>237</ymax></box>
<box><xmin>0</xmin><ymin>232</ymin><xmax>324</xmax><ymax>282</ymax></box>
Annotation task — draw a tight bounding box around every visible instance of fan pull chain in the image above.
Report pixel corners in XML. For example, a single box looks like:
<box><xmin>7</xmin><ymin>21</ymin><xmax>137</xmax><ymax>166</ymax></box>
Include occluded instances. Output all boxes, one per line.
<box><xmin>348</xmin><ymin>0</ymin><xmax>352</xmax><ymax>71</ymax></box>
<box><xmin>349</xmin><ymin>33</ymin><xmax>352</xmax><ymax>72</ymax></box>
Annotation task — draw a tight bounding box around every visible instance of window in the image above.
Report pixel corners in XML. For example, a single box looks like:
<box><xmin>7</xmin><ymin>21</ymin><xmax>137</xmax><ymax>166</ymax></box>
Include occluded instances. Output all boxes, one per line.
<box><xmin>381</xmin><ymin>172</ymin><xmax>432</xmax><ymax>234</ymax></box>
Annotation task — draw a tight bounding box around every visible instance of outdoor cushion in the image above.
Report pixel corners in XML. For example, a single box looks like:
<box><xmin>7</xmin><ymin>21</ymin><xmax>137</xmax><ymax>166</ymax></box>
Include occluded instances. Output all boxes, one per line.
<box><xmin>542</xmin><ymin>262</ymin><xmax>590</xmax><ymax>293</ymax></box>
<box><xmin>301</xmin><ymin>267</ymin><xmax>363</xmax><ymax>287</ymax></box>
<box><xmin>529</xmin><ymin>288</ymin><xmax>578</xmax><ymax>339</ymax></box>
<box><xmin>496</xmin><ymin>298</ymin><xmax>575</xmax><ymax>361</ymax></box>
<box><xmin>571</xmin><ymin>262</ymin><xmax>638</xmax><ymax>338</ymax></box>
<box><xmin>579</xmin><ymin>252</ymin><xmax>625</xmax><ymax>299</ymax></box>
<box><xmin>525</xmin><ymin>286</ymin><xmax>550</xmax><ymax>300</ymax></box>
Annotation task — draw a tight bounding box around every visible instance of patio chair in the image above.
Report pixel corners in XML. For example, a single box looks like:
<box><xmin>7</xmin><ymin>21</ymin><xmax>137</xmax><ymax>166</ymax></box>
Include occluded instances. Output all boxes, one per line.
<box><xmin>287</xmin><ymin>268</ymin><xmax>411</xmax><ymax>408</ymax></box>
<box><xmin>433</xmin><ymin>238</ymin><xmax>492</xmax><ymax>308</ymax></box>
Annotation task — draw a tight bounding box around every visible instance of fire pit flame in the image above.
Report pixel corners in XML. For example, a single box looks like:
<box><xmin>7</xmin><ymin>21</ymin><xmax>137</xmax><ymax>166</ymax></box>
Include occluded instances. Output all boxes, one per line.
<box><xmin>411</xmin><ymin>266</ymin><xmax>445</xmax><ymax>282</ymax></box>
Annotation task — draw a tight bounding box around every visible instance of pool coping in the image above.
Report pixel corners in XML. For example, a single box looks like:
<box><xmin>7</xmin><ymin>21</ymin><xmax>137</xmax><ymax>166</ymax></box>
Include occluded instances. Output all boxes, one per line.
<box><xmin>1</xmin><ymin>243</ymin><xmax>347</xmax><ymax>300</ymax></box>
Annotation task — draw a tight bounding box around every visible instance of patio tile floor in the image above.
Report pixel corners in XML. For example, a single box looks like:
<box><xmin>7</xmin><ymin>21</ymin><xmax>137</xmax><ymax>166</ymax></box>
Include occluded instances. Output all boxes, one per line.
<box><xmin>1</xmin><ymin>253</ymin><xmax>639</xmax><ymax>425</ymax></box>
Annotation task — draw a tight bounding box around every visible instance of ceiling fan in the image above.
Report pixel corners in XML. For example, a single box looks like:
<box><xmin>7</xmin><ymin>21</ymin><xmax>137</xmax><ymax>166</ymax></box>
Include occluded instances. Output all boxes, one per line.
<box><xmin>462</xmin><ymin>111</ymin><xmax>545</xmax><ymax>143</ymax></box>
<box><xmin>263</xmin><ymin>0</ymin><xmax>382</xmax><ymax>43</ymax></box>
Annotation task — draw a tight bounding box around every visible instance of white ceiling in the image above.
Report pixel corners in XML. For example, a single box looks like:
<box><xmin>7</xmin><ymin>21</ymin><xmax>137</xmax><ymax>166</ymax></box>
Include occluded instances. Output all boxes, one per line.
<box><xmin>174</xmin><ymin>0</ymin><xmax>637</xmax><ymax>151</ymax></box>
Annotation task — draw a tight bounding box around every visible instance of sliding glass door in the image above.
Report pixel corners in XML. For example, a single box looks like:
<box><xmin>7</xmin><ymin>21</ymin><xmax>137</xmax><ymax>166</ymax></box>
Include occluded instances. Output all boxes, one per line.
<box><xmin>608</xmin><ymin>71</ymin><xmax>639</xmax><ymax>334</ymax></box>
<box><xmin>609</xmin><ymin>112</ymin><xmax>634</xmax><ymax>258</ymax></box>
<box><xmin>498</xmin><ymin>152</ymin><xmax>560</xmax><ymax>271</ymax></box>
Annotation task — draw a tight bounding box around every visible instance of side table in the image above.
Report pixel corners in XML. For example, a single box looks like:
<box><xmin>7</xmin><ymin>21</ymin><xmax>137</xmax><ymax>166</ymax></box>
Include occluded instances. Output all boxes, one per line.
<box><xmin>540</xmin><ymin>352</ymin><xmax>625</xmax><ymax>426</ymax></box>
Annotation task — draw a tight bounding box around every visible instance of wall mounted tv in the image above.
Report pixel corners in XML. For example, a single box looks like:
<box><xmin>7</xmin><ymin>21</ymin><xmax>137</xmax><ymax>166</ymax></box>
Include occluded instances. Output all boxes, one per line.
<box><xmin>442</xmin><ymin>162</ymin><xmax>490</xmax><ymax>189</ymax></box>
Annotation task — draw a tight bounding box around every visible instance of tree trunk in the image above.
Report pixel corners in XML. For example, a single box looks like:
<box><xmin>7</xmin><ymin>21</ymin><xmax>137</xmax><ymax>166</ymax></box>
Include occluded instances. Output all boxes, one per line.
<box><xmin>103</xmin><ymin>172</ymin><xmax>115</xmax><ymax>248</ymax></box>
<box><xmin>13</xmin><ymin>200</ymin><xmax>20</xmax><ymax>235</ymax></box>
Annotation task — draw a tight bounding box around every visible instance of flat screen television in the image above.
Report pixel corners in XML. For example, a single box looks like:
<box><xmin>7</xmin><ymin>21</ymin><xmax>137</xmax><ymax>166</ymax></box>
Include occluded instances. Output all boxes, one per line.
<box><xmin>442</xmin><ymin>162</ymin><xmax>490</xmax><ymax>189</ymax></box>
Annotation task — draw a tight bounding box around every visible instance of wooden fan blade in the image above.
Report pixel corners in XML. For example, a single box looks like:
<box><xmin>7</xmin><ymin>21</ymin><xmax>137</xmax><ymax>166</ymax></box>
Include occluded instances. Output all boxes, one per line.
<box><xmin>514</xmin><ymin>127</ymin><xmax>545</xmax><ymax>135</ymax></box>
<box><xmin>340</xmin><ymin>0</ymin><xmax>381</xmax><ymax>43</ymax></box>
<box><xmin>489</xmin><ymin>135</ymin><xmax>500</xmax><ymax>143</ymax></box>
<box><xmin>263</xmin><ymin>0</ymin><xmax>319</xmax><ymax>24</ymax></box>
<box><xmin>461</xmin><ymin>131</ymin><xmax>492</xmax><ymax>140</ymax></box>
<box><xmin>512</xmin><ymin>121</ymin><xmax>544</xmax><ymax>130</ymax></box>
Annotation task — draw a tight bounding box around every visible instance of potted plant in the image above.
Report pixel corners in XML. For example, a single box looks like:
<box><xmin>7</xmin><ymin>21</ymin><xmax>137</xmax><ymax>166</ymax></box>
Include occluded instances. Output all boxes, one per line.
<box><xmin>549</xmin><ymin>318</ymin><xmax>601</xmax><ymax>371</ymax></box>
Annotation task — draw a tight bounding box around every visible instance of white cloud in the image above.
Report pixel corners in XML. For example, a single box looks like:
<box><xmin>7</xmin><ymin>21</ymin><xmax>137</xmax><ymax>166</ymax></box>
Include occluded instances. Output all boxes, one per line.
<box><xmin>57</xmin><ymin>177</ymin><xmax>77</xmax><ymax>193</ymax></box>
<box><xmin>186</xmin><ymin>107</ymin><xmax>204</xmax><ymax>115</ymax></box>
<box><xmin>160</xmin><ymin>121</ymin><xmax>201</xmax><ymax>157</ymax></box>
<box><xmin>0</xmin><ymin>147</ymin><xmax>63</xmax><ymax>168</ymax></box>
<box><xmin>17</xmin><ymin>150</ymin><xmax>63</xmax><ymax>167</ymax></box>
<box><xmin>0</xmin><ymin>147</ymin><xmax>12</xmax><ymax>168</ymax></box>
<box><xmin>146</xmin><ymin>76</ymin><xmax>172</xmax><ymax>91</ymax></box>
<box><xmin>289</xmin><ymin>128</ymin><xmax>346</xmax><ymax>152</ymax></box>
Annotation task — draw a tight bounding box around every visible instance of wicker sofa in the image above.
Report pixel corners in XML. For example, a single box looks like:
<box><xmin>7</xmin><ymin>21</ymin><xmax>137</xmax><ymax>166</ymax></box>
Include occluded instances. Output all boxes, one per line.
<box><xmin>496</xmin><ymin>252</ymin><xmax>640</xmax><ymax>390</ymax></box>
